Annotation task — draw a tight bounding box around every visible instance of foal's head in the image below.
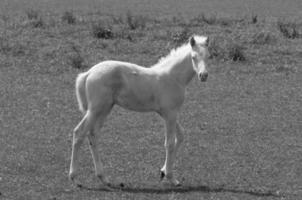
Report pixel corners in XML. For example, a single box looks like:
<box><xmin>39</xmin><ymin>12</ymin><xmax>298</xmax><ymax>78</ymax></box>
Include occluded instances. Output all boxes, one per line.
<box><xmin>189</xmin><ymin>35</ymin><xmax>210</xmax><ymax>82</ymax></box>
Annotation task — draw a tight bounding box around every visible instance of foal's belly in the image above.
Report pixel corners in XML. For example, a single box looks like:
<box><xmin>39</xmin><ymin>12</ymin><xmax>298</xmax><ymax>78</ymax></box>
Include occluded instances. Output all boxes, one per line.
<box><xmin>115</xmin><ymin>88</ymin><xmax>159</xmax><ymax>112</ymax></box>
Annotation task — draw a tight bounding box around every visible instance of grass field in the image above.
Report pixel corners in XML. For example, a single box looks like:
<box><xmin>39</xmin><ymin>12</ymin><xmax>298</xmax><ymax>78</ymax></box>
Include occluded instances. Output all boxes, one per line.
<box><xmin>1</xmin><ymin>0</ymin><xmax>302</xmax><ymax>17</ymax></box>
<box><xmin>1</xmin><ymin>1</ymin><xmax>302</xmax><ymax>200</ymax></box>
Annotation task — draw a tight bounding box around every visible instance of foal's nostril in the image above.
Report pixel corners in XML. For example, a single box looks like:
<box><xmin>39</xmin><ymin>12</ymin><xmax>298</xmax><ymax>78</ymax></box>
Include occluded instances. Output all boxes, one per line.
<box><xmin>199</xmin><ymin>73</ymin><xmax>208</xmax><ymax>82</ymax></box>
<box><xmin>204</xmin><ymin>73</ymin><xmax>208</xmax><ymax>79</ymax></box>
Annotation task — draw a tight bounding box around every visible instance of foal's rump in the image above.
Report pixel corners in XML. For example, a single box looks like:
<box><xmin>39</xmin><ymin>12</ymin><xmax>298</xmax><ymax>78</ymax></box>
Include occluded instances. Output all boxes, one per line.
<box><xmin>75</xmin><ymin>71</ymin><xmax>89</xmax><ymax>113</ymax></box>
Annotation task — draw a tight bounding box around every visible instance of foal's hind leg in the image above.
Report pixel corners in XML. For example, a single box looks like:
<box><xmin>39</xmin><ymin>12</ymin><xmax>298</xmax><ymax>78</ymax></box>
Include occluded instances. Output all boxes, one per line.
<box><xmin>87</xmin><ymin>111</ymin><xmax>111</xmax><ymax>186</ymax></box>
<box><xmin>69</xmin><ymin>111</ymin><xmax>99</xmax><ymax>185</ymax></box>
<box><xmin>69</xmin><ymin>116</ymin><xmax>86</xmax><ymax>183</ymax></box>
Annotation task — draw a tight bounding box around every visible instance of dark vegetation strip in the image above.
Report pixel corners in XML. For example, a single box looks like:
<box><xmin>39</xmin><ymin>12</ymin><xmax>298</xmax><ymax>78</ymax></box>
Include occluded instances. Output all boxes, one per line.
<box><xmin>77</xmin><ymin>182</ymin><xmax>283</xmax><ymax>197</ymax></box>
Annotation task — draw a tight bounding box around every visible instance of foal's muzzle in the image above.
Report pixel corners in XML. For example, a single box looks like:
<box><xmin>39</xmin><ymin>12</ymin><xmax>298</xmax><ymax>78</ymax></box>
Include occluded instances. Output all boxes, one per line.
<box><xmin>199</xmin><ymin>72</ymin><xmax>208</xmax><ymax>82</ymax></box>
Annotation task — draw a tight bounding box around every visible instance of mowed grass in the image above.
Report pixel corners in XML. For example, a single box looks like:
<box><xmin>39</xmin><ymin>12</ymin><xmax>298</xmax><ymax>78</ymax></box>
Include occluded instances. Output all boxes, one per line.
<box><xmin>1</xmin><ymin>3</ymin><xmax>302</xmax><ymax>200</ymax></box>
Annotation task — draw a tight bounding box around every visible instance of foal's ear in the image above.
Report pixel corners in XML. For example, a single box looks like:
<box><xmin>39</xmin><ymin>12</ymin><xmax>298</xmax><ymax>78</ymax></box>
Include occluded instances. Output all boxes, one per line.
<box><xmin>189</xmin><ymin>36</ymin><xmax>196</xmax><ymax>47</ymax></box>
<box><xmin>205</xmin><ymin>37</ymin><xmax>210</xmax><ymax>47</ymax></box>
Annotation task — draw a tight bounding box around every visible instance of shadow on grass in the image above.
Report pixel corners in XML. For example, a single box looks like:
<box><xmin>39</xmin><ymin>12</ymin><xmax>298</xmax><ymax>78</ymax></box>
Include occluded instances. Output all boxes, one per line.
<box><xmin>79</xmin><ymin>182</ymin><xmax>281</xmax><ymax>198</ymax></box>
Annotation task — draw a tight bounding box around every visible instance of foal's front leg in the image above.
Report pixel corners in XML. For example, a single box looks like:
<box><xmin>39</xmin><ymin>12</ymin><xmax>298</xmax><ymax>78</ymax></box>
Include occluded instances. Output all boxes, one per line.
<box><xmin>175</xmin><ymin>123</ymin><xmax>184</xmax><ymax>154</ymax></box>
<box><xmin>160</xmin><ymin>112</ymin><xmax>180</xmax><ymax>186</ymax></box>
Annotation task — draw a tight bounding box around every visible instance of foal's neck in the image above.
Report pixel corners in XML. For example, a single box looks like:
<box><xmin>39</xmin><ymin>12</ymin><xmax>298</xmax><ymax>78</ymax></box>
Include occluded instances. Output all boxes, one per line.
<box><xmin>168</xmin><ymin>54</ymin><xmax>195</xmax><ymax>86</ymax></box>
<box><xmin>154</xmin><ymin>44</ymin><xmax>195</xmax><ymax>87</ymax></box>
<box><xmin>164</xmin><ymin>44</ymin><xmax>195</xmax><ymax>86</ymax></box>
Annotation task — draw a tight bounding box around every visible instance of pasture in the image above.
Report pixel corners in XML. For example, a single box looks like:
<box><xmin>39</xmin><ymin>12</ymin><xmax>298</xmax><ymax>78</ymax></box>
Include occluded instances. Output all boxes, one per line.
<box><xmin>1</xmin><ymin>0</ymin><xmax>302</xmax><ymax>199</ymax></box>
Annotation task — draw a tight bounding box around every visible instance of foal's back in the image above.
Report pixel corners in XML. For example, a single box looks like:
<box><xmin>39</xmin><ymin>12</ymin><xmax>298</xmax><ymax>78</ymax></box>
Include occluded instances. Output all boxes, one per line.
<box><xmin>86</xmin><ymin>61</ymin><xmax>162</xmax><ymax>112</ymax></box>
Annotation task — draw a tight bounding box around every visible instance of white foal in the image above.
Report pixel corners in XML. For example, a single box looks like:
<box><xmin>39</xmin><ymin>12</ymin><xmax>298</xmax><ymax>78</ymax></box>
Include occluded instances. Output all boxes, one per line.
<box><xmin>69</xmin><ymin>35</ymin><xmax>210</xmax><ymax>188</ymax></box>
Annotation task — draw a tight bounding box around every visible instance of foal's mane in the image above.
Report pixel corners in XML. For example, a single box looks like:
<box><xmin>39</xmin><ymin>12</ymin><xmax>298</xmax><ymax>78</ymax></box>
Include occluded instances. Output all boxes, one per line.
<box><xmin>152</xmin><ymin>35</ymin><xmax>208</xmax><ymax>69</ymax></box>
<box><xmin>152</xmin><ymin>43</ymin><xmax>191</xmax><ymax>68</ymax></box>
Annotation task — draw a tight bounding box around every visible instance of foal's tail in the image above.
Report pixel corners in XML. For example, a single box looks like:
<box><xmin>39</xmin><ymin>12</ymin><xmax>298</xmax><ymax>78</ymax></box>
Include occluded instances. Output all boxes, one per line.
<box><xmin>75</xmin><ymin>72</ymin><xmax>89</xmax><ymax>113</ymax></box>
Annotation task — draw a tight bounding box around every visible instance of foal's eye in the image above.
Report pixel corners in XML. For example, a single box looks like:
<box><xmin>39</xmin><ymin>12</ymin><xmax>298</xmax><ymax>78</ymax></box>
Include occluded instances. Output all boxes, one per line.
<box><xmin>191</xmin><ymin>54</ymin><xmax>198</xmax><ymax>60</ymax></box>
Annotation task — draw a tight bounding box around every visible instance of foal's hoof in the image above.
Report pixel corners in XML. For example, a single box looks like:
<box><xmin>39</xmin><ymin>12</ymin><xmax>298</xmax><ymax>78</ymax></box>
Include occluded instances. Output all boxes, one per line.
<box><xmin>162</xmin><ymin>178</ymin><xmax>181</xmax><ymax>187</ymax></box>
<box><xmin>69</xmin><ymin>172</ymin><xmax>75</xmax><ymax>182</ymax></box>
<box><xmin>69</xmin><ymin>172</ymin><xmax>82</xmax><ymax>187</ymax></box>
<box><xmin>97</xmin><ymin>174</ymin><xmax>109</xmax><ymax>184</ymax></box>
<box><xmin>159</xmin><ymin>170</ymin><xmax>181</xmax><ymax>187</ymax></box>
<box><xmin>160</xmin><ymin>170</ymin><xmax>165</xmax><ymax>180</ymax></box>
<box><xmin>172</xmin><ymin>179</ymin><xmax>181</xmax><ymax>187</ymax></box>
<box><xmin>97</xmin><ymin>174</ymin><xmax>115</xmax><ymax>190</ymax></box>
